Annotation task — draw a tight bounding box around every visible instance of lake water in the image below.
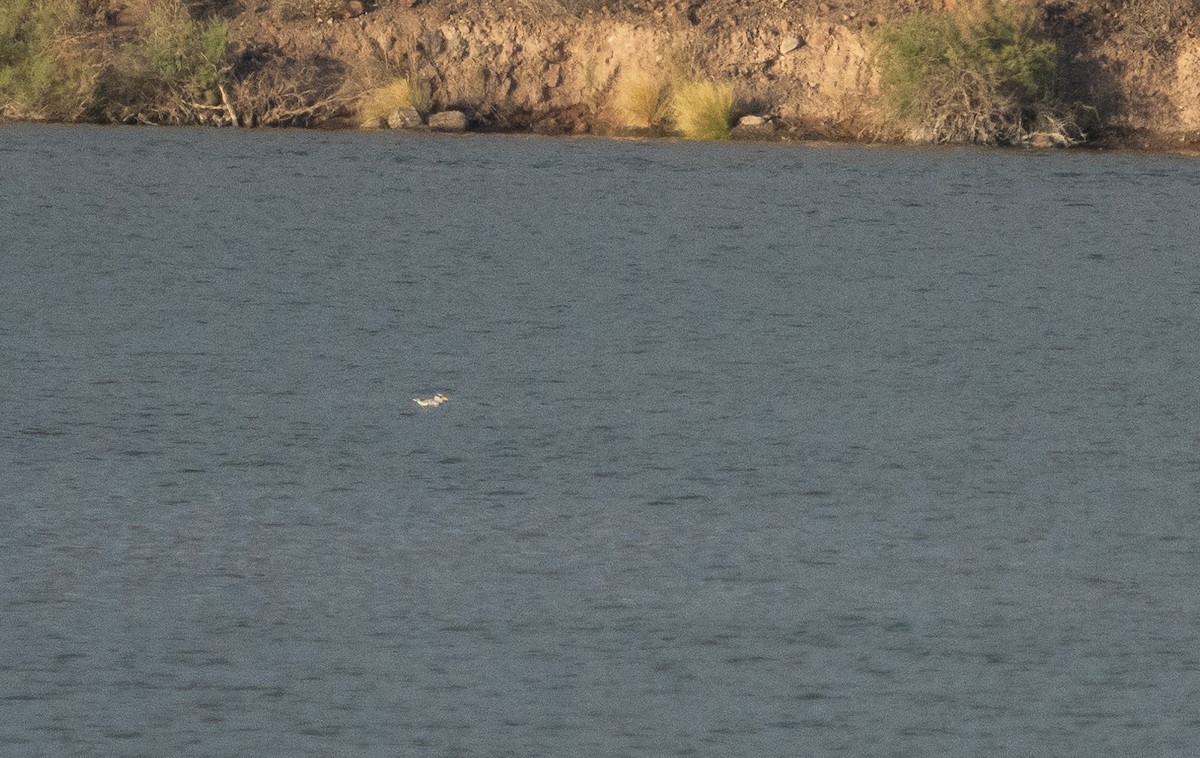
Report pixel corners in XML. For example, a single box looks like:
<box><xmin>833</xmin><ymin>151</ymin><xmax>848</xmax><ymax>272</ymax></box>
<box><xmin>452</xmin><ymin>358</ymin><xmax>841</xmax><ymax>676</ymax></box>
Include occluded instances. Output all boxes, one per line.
<box><xmin>3</xmin><ymin>123</ymin><xmax>1200</xmax><ymax>756</ymax></box>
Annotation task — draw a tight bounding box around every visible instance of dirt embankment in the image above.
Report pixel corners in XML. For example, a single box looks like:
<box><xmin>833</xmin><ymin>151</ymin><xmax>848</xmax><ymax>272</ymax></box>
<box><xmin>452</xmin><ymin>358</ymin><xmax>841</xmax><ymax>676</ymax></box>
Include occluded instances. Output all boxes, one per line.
<box><xmin>177</xmin><ymin>0</ymin><xmax>1200</xmax><ymax>144</ymax></box>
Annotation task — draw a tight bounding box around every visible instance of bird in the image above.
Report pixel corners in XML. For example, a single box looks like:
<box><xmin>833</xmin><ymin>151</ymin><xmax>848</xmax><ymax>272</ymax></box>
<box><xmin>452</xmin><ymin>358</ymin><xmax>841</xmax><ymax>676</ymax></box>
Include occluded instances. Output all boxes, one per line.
<box><xmin>412</xmin><ymin>393</ymin><xmax>449</xmax><ymax>408</ymax></box>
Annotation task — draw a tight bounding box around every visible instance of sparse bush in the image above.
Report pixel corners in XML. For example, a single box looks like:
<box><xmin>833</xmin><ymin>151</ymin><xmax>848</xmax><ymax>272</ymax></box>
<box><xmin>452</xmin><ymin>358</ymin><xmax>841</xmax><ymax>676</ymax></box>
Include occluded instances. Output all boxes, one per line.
<box><xmin>261</xmin><ymin>0</ymin><xmax>345</xmax><ymax>22</ymax></box>
<box><xmin>227</xmin><ymin>49</ymin><xmax>350</xmax><ymax>127</ymax></box>
<box><xmin>875</xmin><ymin>0</ymin><xmax>1064</xmax><ymax>144</ymax></box>
<box><xmin>671</xmin><ymin>79</ymin><xmax>733</xmax><ymax>140</ymax></box>
<box><xmin>357</xmin><ymin>76</ymin><xmax>430</xmax><ymax>127</ymax></box>
<box><xmin>612</xmin><ymin>69</ymin><xmax>670</xmax><ymax>130</ymax></box>
<box><xmin>0</xmin><ymin>0</ymin><xmax>100</xmax><ymax>121</ymax></box>
<box><xmin>1116</xmin><ymin>0</ymin><xmax>1198</xmax><ymax>59</ymax></box>
<box><xmin>666</xmin><ymin>38</ymin><xmax>701</xmax><ymax>83</ymax></box>
<box><xmin>182</xmin><ymin>0</ymin><xmax>243</xmax><ymax>18</ymax></box>
<box><xmin>510</xmin><ymin>0</ymin><xmax>610</xmax><ymax>20</ymax></box>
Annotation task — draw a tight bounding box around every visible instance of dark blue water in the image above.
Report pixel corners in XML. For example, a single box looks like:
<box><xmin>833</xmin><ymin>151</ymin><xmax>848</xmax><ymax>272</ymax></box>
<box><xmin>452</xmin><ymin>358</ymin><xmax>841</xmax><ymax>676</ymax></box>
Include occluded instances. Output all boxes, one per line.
<box><xmin>3</xmin><ymin>124</ymin><xmax>1200</xmax><ymax>756</ymax></box>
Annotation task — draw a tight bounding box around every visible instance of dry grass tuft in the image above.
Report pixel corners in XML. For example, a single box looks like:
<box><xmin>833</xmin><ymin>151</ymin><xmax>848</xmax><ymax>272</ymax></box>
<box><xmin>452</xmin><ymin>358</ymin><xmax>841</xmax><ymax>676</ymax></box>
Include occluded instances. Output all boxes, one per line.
<box><xmin>671</xmin><ymin>79</ymin><xmax>733</xmax><ymax>140</ymax></box>
<box><xmin>611</xmin><ymin>69</ymin><xmax>670</xmax><ymax>130</ymax></box>
<box><xmin>357</xmin><ymin>76</ymin><xmax>430</xmax><ymax>127</ymax></box>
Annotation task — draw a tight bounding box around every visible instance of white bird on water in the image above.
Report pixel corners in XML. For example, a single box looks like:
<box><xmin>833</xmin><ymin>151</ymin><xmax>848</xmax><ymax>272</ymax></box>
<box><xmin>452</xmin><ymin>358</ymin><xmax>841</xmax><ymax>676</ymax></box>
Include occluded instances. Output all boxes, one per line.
<box><xmin>412</xmin><ymin>393</ymin><xmax>449</xmax><ymax>408</ymax></box>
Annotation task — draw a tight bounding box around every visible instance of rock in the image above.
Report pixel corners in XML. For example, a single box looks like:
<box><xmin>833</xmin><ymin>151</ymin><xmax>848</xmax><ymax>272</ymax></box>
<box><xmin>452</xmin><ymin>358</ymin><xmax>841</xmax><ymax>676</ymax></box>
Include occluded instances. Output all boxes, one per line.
<box><xmin>732</xmin><ymin>116</ymin><xmax>776</xmax><ymax>139</ymax></box>
<box><xmin>330</xmin><ymin>0</ymin><xmax>364</xmax><ymax>20</ymax></box>
<box><xmin>429</xmin><ymin>110</ymin><xmax>469</xmax><ymax>132</ymax></box>
<box><xmin>1023</xmin><ymin>132</ymin><xmax>1071</xmax><ymax>148</ymax></box>
<box><xmin>779</xmin><ymin>36</ymin><xmax>802</xmax><ymax>55</ymax></box>
<box><xmin>387</xmin><ymin>106</ymin><xmax>423</xmax><ymax>129</ymax></box>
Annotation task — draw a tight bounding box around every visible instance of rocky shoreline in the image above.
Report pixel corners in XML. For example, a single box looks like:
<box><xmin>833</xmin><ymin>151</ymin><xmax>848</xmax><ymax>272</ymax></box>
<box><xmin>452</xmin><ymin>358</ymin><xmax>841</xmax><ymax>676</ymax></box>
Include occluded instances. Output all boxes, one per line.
<box><xmin>235</xmin><ymin>0</ymin><xmax>1200</xmax><ymax>148</ymax></box>
<box><xmin>8</xmin><ymin>0</ymin><xmax>1200</xmax><ymax>151</ymax></box>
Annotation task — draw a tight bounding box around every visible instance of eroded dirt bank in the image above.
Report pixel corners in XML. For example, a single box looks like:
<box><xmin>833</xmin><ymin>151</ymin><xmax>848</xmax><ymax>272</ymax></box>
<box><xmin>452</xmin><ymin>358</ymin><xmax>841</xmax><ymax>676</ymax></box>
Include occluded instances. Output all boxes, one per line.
<box><xmin>89</xmin><ymin>0</ymin><xmax>1200</xmax><ymax>146</ymax></box>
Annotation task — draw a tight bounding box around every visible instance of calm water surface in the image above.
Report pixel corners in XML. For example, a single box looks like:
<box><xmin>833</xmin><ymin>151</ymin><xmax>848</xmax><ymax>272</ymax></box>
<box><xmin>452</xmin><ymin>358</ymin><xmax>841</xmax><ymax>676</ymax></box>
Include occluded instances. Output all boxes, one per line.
<box><xmin>3</xmin><ymin>124</ymin><xmax>1200</xmax><ymax>756</ymax></box>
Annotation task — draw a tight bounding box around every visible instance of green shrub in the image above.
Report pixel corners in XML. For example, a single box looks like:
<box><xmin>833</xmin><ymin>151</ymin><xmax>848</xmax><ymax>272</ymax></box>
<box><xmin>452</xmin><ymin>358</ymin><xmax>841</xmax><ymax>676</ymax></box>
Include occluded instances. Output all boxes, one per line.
<box><xmin>875</xmin><ymin>0</ymin><xmax>1062</xmax><ymax>144</ymax></box>
<box><xmin>0</xmin><ymin>0</ymin><xmax>99</xmax><ymax>120</ymax></box>
<box><xmin>671</xmin><ymin>80</ymin><xmax>733</xmax><ymax>140</ymax></box>
<box><xmin>100</xmin><ymin>1</ymin><xmax>231</xmax><ymax>124</ymax></box>
<box><xmin>140</xmin><ymin>7</ymin><xmax>228</xmax><ymax>94</ymax></box>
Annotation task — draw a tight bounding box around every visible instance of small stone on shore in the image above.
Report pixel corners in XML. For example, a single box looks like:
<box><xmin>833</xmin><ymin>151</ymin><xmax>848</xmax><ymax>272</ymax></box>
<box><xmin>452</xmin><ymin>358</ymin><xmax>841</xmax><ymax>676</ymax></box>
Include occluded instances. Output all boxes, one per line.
<box><xmin>429</xmin><ymin>110</ymin><xmax>469</xmax><ymax>132</ymax></box>
<box><xmin>732</xmin><ymin>115</ymin><xmax>776</xmax><ymax>139</ymax></box>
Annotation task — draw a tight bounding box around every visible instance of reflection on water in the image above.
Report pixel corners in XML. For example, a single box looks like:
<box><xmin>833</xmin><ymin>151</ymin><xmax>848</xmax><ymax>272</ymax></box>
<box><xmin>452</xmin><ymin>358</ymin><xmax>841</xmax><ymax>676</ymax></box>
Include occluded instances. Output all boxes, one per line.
<box><xmin>3</xmin><ymin>124</ymin><xmax>1200</xmax><ymax>756</ymax></box>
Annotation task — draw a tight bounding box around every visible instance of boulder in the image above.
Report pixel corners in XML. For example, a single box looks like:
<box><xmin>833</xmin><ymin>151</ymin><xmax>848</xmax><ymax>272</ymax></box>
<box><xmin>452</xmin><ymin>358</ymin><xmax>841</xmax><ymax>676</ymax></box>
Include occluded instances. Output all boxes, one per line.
<box><xmin>387</xmin><ymin>106</ymin><xmax>423</xmax><ymax>129</ymax></box>
<box><xmin>429</xmin><ymin>110</ymin><xmax>469</xmax><ymax>132</ymax></box>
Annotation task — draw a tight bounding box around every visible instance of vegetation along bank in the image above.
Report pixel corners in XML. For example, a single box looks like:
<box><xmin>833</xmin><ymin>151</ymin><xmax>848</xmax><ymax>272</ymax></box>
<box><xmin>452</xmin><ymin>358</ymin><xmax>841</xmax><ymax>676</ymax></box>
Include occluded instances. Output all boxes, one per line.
<box><xmin>4</xmin><ymin>0</ymin><xmax>1200</xmax><ymax>148</ymax></box>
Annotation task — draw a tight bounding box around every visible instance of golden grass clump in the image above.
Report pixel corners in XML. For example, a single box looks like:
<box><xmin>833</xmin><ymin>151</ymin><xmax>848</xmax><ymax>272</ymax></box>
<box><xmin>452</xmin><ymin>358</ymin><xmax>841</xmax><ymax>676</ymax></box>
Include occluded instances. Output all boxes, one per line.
<box><xmin>611</xmin><ymin>69</ymin><xmax>670</xmax><ymax>130</ymax></box>
<box><xmin>357</xmin><ymin>77</ymin><xmax>430</xmax><ymax>127</ymax></box>
<box><xmin>671</xmin><ymin>80</ymin><xmax>733</xmax><ymax>140</ymax></box>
